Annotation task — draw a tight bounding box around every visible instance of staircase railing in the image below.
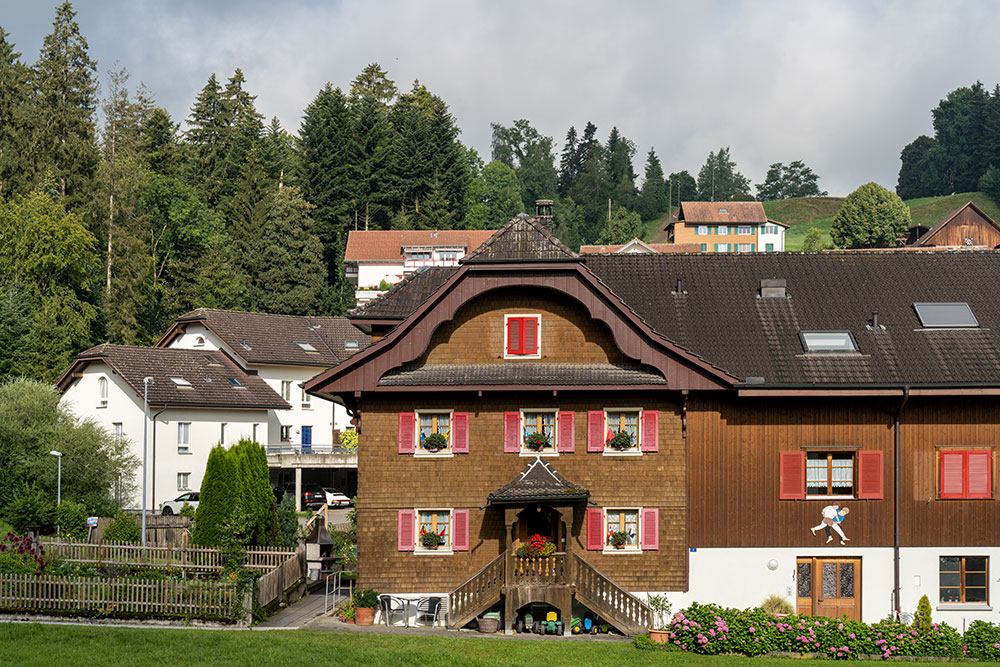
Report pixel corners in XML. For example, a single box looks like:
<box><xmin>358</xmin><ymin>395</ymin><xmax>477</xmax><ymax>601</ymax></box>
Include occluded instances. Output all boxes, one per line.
<box><xmin>448</xmin><ymin>552</ymin><xmax>504</xmax><ymax>628</ymax></box>
<box><xmin>510</xmin><ymin>552</ymin><xmax>567</xmax><ymax>586</ymax></box>
<box><xmin>573</xmin><ymin>553</ymin><xmax>652</xmax><ymax>635</ymax></box>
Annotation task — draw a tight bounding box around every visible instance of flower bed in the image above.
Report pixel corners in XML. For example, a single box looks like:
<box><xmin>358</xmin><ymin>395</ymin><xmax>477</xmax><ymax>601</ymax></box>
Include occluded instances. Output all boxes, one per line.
<box><xmin>636</xmin><ymin>602</ymin><xmax>979</xmax><ymax>660</ymax></box>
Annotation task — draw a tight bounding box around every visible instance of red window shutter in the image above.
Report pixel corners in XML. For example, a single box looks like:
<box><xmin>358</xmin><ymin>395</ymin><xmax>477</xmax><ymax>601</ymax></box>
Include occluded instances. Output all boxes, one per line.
<box><xmin>779</xmin><ymin>451</ymin><xmax>805</xmax><ymax>500</ymax></box>
<box><xmin>524</xmin><ymin>317</ymin><xmax>538</xmax><ymax>354</ymax></box>
<box><xmin>398</xmin><ymin>510</ymin><xmax>415</xmax><ymax>551</ymax></box>
<box><xmin>968</xmin><ymin>452</ymin><xmax>992</xmax><ymax>498</ymax></box>
<box><xmin>557</xmin><ymin>411</ymin><xmax>575</xmax><ymax>453</ymax></box>
<box><xmin>857</xmin><ymin>451</ymin><xmax>884</xmax><ymax>499</ymax></box>
<box><xmin>586</xmin><ymin>508</ymin><xmax>604</xmax><ymax>550</ymax></box>
<box><xmin>640</xmin><ymin>508</ymin><xmax>659</xmax><ymax>550</ymax></box>
<box><xmin>587</xmin><ymin>411</ymin><xmax>604</xmax><ymax>452</ymax></box>
<box><xmin>507</xmin><ymin>318</ymin><xmax>522</xmax><ymax>354</ymax></box>
<box><xmin>940</xmin><ymin>451</ymin><xmax>965</xmax><ymax>498</ymax></box>
<box><xmin>452</xmin><ymin>412</ymin><xmax>469</xmax><ymax>453</ymax></box>
<box><xmin>640</xmin><ymin>410</ymin><xmax>659</xmax><ymax>452</ymax></box>
<box><xmin>503</xmin><ymin>412</ymin><xmax>521</xmax><ymax>452</ymax></box>
<box><xmin>398</xmin><ymin>412</ymin><xmax>415</xmax><ymax>454</ymax></box>
<box><xmin>452</xmin><ymin>510</ymin><xmax>470</xmax><ymax>551</ymax></box>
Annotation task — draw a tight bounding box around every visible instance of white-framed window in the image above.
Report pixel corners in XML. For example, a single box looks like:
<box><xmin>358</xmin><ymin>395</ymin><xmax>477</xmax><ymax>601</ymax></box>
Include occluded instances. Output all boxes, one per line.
<box><xmin>417</xmin><ymin>411</ymin><xmax>452</xmax><ymax>455</ymax></box>
<box><xmin>280</xmin><ymin>380</ymin><xmax>291</xmax><ymax>401</ymax></box>
<box><xmin>194</xmin><ymin>335</ymin><xmax>205</xmax><ymax>347</ymax></box>
<box><xmin>696</xmin><ymin>225</ymin><xmax>709</xmax><ymax>235</ymax></box>
<box><xmin>763</xmin><ymin>224</ymin><xmax>779</xmax><ymax>235</ymax></box>
<box><xmin>437</xmin><ymin>250</ymin><xmax>459</xmax><ymax>261</ymax></box>
<box><xmin>604</xmin><ymin>508</ymin><xmax>640</xmax><ymax>553</ymax></box>
<box><xmin>700</xmin><ymin>243</ymin><xmax>707</xmax><ymax>252</ymax></box>
<box><xmin>714</xmin><ymin>243</ymin><xmax>730</xmax><ymax>252</ymax></box>
<box><xmin>521</xmin><ymin>410</ymin><xmax>557</xmax><ymax>454</ymax></box>
<box><xmin>407</xmin><ymin>251</ymin><xmax>432</xmax><ymax>261</ymax></box>
<box><xmin>604</xmin><ymin>409</ymin><xmax>641</xmax><ymax>454</ymax></box>
<box><xmin>737</xmin><ymin>225</ymin><xmax>753</xmax><ymax>235</ymax></box>
<box><xmin>417</xmin><ymin>508</ymin><xmax>452</xmax><ymax>553</ymax></box>
<box><xmin>737</xmin><ymin>243</ymin><xmax>754</xmax><ymax>252</ymax></box>
<box><xmin>178</xmin><ymin>422</ymin><xmax>191</xmax><ymax>453</ymax></box>
<box><xmin>504</xmin><ymin>314</ymin><xmax>541</xmax><ymax>358</ymax></box>
<box><xmin>177</xmin><ymin>472</ymin><xmax>191</xmax><ymax>491</ymax></box>
<box><xmin>220</xmin><ymin>423</ymin><xmax>227</xmax><ymax>446</ymax></box>
<box><xmin>280</xmin><ymin>425</ymin><xmax>291</xmax><ymax>442</ymax></box>
<box><xmin>112</xmin><ymin>422</ymin><xmax>123</xmax><ymax>443</ymax></box>
<box><xmin>301</xmin><ymin>386</ymin><xmax>312</xmax><ymax>409</ymax></box>
<box><xmin>98</xmin><ymin>376</ymin><xmax>108</xmax><ymax>408</ymax></box>
<box><xmin>717</xmin><ymin>225</ymin><xmax>728</xmax><ymax>235</ymax></box>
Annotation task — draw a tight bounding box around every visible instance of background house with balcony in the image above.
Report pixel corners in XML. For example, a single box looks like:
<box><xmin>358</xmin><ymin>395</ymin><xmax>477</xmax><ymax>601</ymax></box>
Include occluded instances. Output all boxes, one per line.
<box><xmin>57</xmin><ymin>345</ymin><xmax>288</xmax><ymax>512</ymax></box>
<box><xmin>157</xmin><ymin>308</ymin><xmax>370</xmax><ymax>505</ymax></box>
<box><xmin>667</xmin><ymin>201</ymin><xmax>787</xmax><ymax>252</ymax></box>
<box><xmin>344</xmin><ymin>229</ymin><xmax>495</xmax><ymax>306</ymax></box>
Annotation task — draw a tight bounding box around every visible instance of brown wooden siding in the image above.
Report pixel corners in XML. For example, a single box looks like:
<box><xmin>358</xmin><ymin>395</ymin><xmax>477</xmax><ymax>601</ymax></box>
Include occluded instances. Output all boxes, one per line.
<box><xmin>687</xmin><ymin>396</ymin><xmax>896</xmax><ymax>548</ymax></box>
<box><xmin>920</xmin><ymin>207</ymin><xmax>1000</xmax><ymax>247</ymax></box>
<box><xmin>417</xmin><ymin>287</ymin><xmax>628</xmax><ymax>365</ymax></box>
<box><xmin>356</xmin><ymin>392</ymin><xmax>687</xmax><ymax>593</ymax></box>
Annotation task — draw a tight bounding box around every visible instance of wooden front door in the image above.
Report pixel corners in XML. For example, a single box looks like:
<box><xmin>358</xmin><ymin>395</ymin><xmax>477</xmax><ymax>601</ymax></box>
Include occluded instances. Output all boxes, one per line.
<box><xmin>796</xmin><ymin>557</ymin><xmax>861</xmax><ymax>620</ymax></box>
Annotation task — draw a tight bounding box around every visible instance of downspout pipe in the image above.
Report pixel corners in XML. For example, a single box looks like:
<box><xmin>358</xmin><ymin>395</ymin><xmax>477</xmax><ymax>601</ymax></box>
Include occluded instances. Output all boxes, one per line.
<box><xmin>894</xmin><ymin>386</ymin><xmax>910</xmax><ymax>619</ymax></box>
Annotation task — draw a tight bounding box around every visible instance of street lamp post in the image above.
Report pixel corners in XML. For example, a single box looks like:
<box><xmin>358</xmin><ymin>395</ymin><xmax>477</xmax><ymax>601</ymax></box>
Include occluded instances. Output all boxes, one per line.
<box><xmin>49</xmin><ymin>450</ymin><xmax>62</xmax><ymax>534</ymax></box>
<box><xmin>142</xmin><ymin>376</ymin><xmax>154</xmax><ymax>545</ymax></box>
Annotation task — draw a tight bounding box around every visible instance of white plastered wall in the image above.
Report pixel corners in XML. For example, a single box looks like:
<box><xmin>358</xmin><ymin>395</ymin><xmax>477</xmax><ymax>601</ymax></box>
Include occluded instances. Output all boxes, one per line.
<box><xmin>357</xmin><ymin>261</ymin><xmax>405</xmax><ymax>289</ymax></box>
<box><xmin>757</xmin><ymin>227</ymin><xmax>785</xmax><ymax>251</ymax></box>
<box><xmin>899</xmin><ymin>547</ymin><xmax>1000</xmax><ymax>631</ymax></box>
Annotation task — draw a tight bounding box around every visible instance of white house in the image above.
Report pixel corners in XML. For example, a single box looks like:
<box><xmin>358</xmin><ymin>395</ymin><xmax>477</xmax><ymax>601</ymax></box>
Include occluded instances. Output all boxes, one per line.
<box><xmin>57</xmin><ymin>344</ymin><xmax>288</xmax><ymax>511</ymax></box>
<box><xmin>757</xmin><ymin>220</ymin><xmax>788</xmax><ymax>252</ymax></box>
<box><xmin>344</xmin><ymin>229</ymin><xmax>495</xmax><ymax>306</ymax></box>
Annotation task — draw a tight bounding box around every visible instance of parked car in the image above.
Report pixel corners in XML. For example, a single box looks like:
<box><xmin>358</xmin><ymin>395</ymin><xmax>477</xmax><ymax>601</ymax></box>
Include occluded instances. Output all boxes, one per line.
<box><xmin>274</xmin><ymin>483</ymin><xmax>326</xmax><ymax>508</ymax></box>
<box><xmin>322</xmin><ymin>487</ymin><xmax>352</xmax><ymax>507</ymax></box>
<box><xmin>160</xmin><ymin>492</ymin><xmax>199</xmax><ymax>515</ymax></box>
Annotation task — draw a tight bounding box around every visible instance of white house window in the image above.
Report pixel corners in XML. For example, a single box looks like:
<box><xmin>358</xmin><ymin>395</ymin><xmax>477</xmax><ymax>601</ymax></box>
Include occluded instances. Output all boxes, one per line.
<box><xmin>408</xmin><ymin>251</ymin><xmax>432</xmax><ymax>261</ymax></box>
<box><xmin>281</xmin><ymin>380</ymin><xmax>292</xmax><ymax>401</ymax></box>
<box><xmin>807</xmin><ymin>452</ymin><xmax>855</xmax><ymax>496</ymax></box>
<box><xmin>301</xmin><ymin>387</ymin><xmax>312</xmax><ymax>409</ymax></box>
<box><xmin>522</xmin><ymin>411</ymin><xmax>556</xmax><ymax>453</ymax></box>
<box><xmin>717</xmin><ymin>225</ymin><xmax>729</xmax><ymax>235</ymax></box>
<box><xmin>763</xmin><ymin>224</ymin><xmax>778</xmax><ymax>234</ymax></box>
<box><xmin>177</xmin><ymin>472</ymin><xmax>191</xmax><ymax>491</ymax></box>
<box><xmin>605</xmin><ymin>509</ymin><xmax>639</xmax><ymax>551</ymax></box>
<box><xmin>737</xmin><ymin>243</ymin><xmax>754</xmax><ymax>252</ymax></box>
<box><xmin>280</xmin><ymin>425</ymin><xmax>292</xmax><ymax>442</ymax></box>
<box><xmin>194</xmin><ymin>336</ymin><xmax>205</xmax><ymax>347</ymax></box>
<box><xmin>737</xmin><ymin>226</ymin><xmax>753</xmax><ymax>235</ymax></box>
<box><xmin>98</xmin><ymin>377</ymin><xmax>108</xmax><ymax>407</ymax></box>
<box><xmin>696</xmin><ymin>225</ymin><xmax>709</xmax><ymax>235</ymax></box>
<box><xmin>714</xmin><ymin>243</ymin><xmax>730</xmax><ymax>252</ymax></box>
<box><xmin>605</xmin><ymin>410</ymin><xmax>639</xmax><ymax>452</ymax></box>
<box><xmin>417</xmin><ymin>509</ymin><xmax>451</xmax><ymax>552</ymax></box>
<box><xmin>418</xmin><ymin>412</ymin><xmax>451</xmax><ymax>454</ymax></box>
<box><xmin>178</xmin><ymin>422</ymin><xmax>191</xmax><ymax>453</ymax></box>
<box><xmin>112</xmin><ymin>423</ymin><xmax>123</xmax><ymax>443</ymax></box>
<box><xmin>438</xmin><ymin>250</ymin><xmax>459</xmax><ymax>261</ymax></box>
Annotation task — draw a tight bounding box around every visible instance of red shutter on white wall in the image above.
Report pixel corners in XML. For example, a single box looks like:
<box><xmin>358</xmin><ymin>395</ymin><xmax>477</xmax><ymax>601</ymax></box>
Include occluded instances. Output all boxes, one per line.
<box><xmin>640</xmin><ymin>410</ymin><xmax>659</xmax><ymax>452</ymax></box>
<box><xmin>452</xmin><ymin>412</ymin><xmax>469</xmax><ymax>453</ymax></box>
<box><xmin>503</xmin><ymin>412</ymin><xmax>521</xmax><ymax>452</ymax></box>
<box><xmin>586</xmin><ymin>508</ymin><xmax>604</xmax><ymax>550</ymax></box>
<box><xmin>779</xmin><ymin>451</ymin><xmax>805</xmax><ymax>500</ymax></box>
<box><xmin>640</xmin><ymin>508</ymin><xmax>659</xmax><ymax>550</ymax></box>
<box><xmin>587</xmin><ymin>411</ymin><xmax>604</xmax><ymax>452</ymax></box>
<box><xmin>968</xmin><ymin>452</ymin><xmax>992</xmax><ymax>498</ymax></box>
<box><xmin>452</xmin><ymin>510</ymin><xmax>470</xmax><ymax>551</ymax></box>
<box><xmin>857</xmin><ymin>451</ymin><xmax>884</xmax><ymax>499</ymax></box>
<box><xmin>940</xmin><ymin>451</ymin><xmax>965</xmax><ymax>498</ymax></box>
<box><xmin>398</xmin><ymin>510</ymin><xmax>415</xmax><ymax>551</ymax></box>
<box><xmin>557</xmin><ymin>411</ymin><xmax>575</xmax><ymax>453</ymax></box>
<box><xmin>398</xmin><ymin>413</ymin><xmax>415</xmax><ymax>454</ymax></box>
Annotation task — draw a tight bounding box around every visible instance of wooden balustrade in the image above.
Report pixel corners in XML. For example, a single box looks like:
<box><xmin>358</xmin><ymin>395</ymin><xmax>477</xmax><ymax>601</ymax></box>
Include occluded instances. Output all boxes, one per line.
<box><xmin>448</xmin><ymin>552</ymin><xmax>504</xmax><ymax>629</ymax></box>
<box><xmin>509</xmin><ymin>552</ymin><xmax>567</xmax><ymax>585</ymax></box>
<box><xmin>572</xmin><ymin>553</ymin><xmax>651</xmax><ymax>635</ymax></box>
<box><xmin>255</xmin><ymin>549</ymin><xmax>306</xmax><ymax>608</ymax></box>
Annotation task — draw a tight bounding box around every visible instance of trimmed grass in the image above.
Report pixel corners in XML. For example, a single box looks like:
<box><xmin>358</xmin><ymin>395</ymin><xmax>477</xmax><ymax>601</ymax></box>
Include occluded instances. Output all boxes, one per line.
<box><xmin>0</xmin><ymin>624</ymin><xmax>992</xmax><ymax>666</ymax></box>
<box><xmin>905</xmin><ymin>191</ymin><xmax>1000</xmax><ymax>228</ymax></box>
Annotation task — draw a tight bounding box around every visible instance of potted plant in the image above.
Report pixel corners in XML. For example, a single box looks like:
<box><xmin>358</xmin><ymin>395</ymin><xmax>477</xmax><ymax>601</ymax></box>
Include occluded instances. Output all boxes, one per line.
<box><xmin>353</xmin><ymin>588</ymin><xmax>379</xmax><ymax>626</ymax></box>
<box><xmin>516</xmin><ymin>533</ymin><xmax>556</xmax><ymax>558</ymax></box>
<box><xmin>608</xmin><ymin>530</ymin><xmax>629</xmax><ymax>548</ymax></box>
<box><xmin>646</xmin><ymin>594</ymin><xmax>672</xmax><ymax>643</ymax></box>
<box><xmin>606</xmin><ymin>430</ymin><xmax>633</xmax><ymax>451</ymax></box>
<box><xmin>419</xmin><ymin>527</ymin><xmax>445</xmax><ymax>549</ymax></box>
<box><xmin>524</xmin><ymin>431</ymin><xmax>549</xmax><ymax>451</ymax></box>
<box><xmin>421</xmin><ymin>433</ymin><xmax>448</xmax><ymax>451</ymax></box>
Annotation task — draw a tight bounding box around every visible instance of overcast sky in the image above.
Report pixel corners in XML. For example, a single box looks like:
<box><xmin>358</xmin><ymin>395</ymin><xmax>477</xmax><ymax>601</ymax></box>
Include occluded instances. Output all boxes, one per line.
<box><xmin>2</xmin><ymin>0</ymin><xmax>997</xmax><ymax>196</ymax></box>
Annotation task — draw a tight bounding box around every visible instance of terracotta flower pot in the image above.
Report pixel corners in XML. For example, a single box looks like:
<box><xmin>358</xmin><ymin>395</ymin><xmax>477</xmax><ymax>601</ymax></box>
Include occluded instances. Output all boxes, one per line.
<box><xmin>355</xmin><ymin>606</ymin><xmax>376</xmax><ymax>626</ymax></box>
<box><xmin>649</xmin><ymin>629</ymin><xmax>670</xmax><ymax>644</ymax></box>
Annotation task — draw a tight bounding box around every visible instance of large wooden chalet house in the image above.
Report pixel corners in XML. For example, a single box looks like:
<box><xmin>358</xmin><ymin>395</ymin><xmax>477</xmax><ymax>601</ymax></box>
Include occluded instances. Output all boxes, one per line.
<box><xmin>307</xmin><ymin>215</ymin><xmax>1000</xmax><ymax>633</ymax></box>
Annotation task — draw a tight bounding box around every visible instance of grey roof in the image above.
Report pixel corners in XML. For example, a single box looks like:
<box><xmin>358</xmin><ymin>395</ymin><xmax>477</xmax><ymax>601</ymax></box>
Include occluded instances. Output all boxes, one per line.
<box><xmin>378</xmin><ymin>362</ymin><xmax>667</xmax><ymax>387</ymax></box>
<box><xmin>60</xmin><ymin>344</ymin><xmax>289</xmax><ymax>409</ymax></box>
<box><xmin>488</xmin><ymin>457</ymin><xmax>590</xmax><ymax>504</ymax></box>
<box><xmin>462</xmin><ymin>215</ymin><xmax>578</xmax><ymax>263</ymax></box>
<box><xmin>349</xmin><ymin>267</ymin><xmax>458</xmax><ymax>319</ymax></box>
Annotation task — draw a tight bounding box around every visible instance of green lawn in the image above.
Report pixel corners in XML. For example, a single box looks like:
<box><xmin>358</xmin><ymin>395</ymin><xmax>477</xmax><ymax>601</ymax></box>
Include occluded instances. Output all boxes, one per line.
<box><xmin>905</xmin><ymin>191</ymin><xmax>1000</xmax><ymax>228</ymax></box>
<box><xmin>0</xmin><ymin>624</ymin><xmax>991</xmax><ymax>666</ymax></box>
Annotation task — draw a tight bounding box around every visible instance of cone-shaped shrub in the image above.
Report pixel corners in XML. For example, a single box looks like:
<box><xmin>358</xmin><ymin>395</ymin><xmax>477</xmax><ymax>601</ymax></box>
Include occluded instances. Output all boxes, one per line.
<box><xmin>192</xmin><ymin>445</ymin><xmax>237</xmax><ymax>546</ymax></box>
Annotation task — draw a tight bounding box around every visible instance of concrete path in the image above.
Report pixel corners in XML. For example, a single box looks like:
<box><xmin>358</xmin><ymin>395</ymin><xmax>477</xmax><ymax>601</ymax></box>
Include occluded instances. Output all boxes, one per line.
<box><xmin>255</xmin><ymin>590</ymin><xmax>334</xmax><ymax>629</ymax></box>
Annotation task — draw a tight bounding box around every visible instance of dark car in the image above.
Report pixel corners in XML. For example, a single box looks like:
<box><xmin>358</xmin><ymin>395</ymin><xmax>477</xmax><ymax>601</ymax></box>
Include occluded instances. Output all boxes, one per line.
<box><xmin>274</xmin><ymin>483</ymin><xmax>326</xmax><ymax>508</ymax></box>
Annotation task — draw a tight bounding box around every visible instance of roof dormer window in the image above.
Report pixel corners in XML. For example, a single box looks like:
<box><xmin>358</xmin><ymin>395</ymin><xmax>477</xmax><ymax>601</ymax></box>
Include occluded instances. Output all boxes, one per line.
<box><xmin>799</xmin><ymin>331</ymin><xmax>858</xmax><ymax>354</ymax></box>
<box><xmin>913</xmin><ymin>302</ymin><xmax>978</xmax><ymax>328</ymax></box>
<box><xmin>718</xmin><ymin>208</ymin><xmax>728</xmax><ymax>215</ymax></box>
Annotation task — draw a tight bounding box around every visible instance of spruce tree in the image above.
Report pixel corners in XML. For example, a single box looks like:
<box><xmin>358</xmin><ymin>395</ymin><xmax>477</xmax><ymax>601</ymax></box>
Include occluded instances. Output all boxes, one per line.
<box><xmin>696</xmin><ymin>147</ymin><xmax>751</xmax><ymax>202</ymax></box>
<box><xmin>192</xmin><ymin>445</ymin><xmax>238</xmax><ymax>547</ymax></box>
<box><xmin>257</xmin><ymin>186</ymin><xmax>326</xmax><ymax>315</ymax></box>
<box><xmin>185</xmin><ymin>73</ymin><xmax>229</xmax><ymax>205</ymax></box>
<box><xmin>0</xmin><ymin>28</ymin><xmax>31</xmax><ymax>198</ymax></box>
<box><xmin>557</xmin><ymin>126</ymin><xmax>578</xmax><ymax>196</ymax></box>
<box><xmin>637</xmin><ymin>149</ymin><xmax>667</xmax><ymax>221</ymax></box>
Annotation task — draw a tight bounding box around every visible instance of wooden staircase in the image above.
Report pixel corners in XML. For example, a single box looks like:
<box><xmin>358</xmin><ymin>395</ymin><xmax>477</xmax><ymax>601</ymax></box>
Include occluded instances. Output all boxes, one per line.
<box><xmin>448</xmin><ymin>551</ymin><xmax>651</xmax><ymax>635</ymax></box>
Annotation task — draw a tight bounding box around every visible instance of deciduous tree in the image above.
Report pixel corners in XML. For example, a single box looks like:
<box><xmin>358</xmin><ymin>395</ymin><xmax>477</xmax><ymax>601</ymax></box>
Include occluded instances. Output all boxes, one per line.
<box><xmin>755</xmin><ymin>160</ymin><xmax>826</xmax><ymax>201</ymax></box>
<box><xmin>831</xmin><ymin>182</ymin><xmax>911</xmax><ymax>248</ymax></box>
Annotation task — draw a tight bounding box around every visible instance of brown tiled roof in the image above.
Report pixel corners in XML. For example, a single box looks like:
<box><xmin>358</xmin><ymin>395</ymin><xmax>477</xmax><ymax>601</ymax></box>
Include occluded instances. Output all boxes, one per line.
<box><xmin>487</xmin><ymin>457</ymin><xmax>589</xmax><ymax>504</ymax></box>
<box><xmin>377</xmin><ymin>362</ymin><xmax>666</xmax><ymax>387</ymax></box>
<box><xmin>462</xmin><ymin>215</ymin><xmax>578</xmax><ymax>263</ymax></box>
<box><xmin>579</xmin><ymin>240</ymin><xmax>702</xmax><ymax>254</ymax></box>
<box><xmin>584</xmin><ymin>251</ymin><xmax>1000</xmax><ymax>385</ymax></box>
<box><xmin>678</xmin><ymin>201</ymin><xmax>767</xmax><ymax>223</ymax></box>
<box><xmin>162</xmin><ymin>309</ymin><xmax>371</xmax><ymax>367</ymax></box>
<box><xmin>349</xmin><ymin>267</ymin><xmax>458</xmax><ymax>319</ymax></box>
<box><xmin>57</xmin><ymin>344</ymin><xmax>289</xmax><ymax>409</ymax></box>
<box><xmin>344</xmin><ymin>230</ymin><xmax>496</xmax><ymax>261</ymax></box>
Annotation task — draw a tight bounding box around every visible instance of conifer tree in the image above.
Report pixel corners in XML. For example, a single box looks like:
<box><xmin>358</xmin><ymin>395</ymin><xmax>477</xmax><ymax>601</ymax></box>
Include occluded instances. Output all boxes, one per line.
<box><xmin>0</xmin><ymin>28</ymin><xmax>31</xmax><ymax>198</ymax></box>
<box><xmin>637</xmin><ymin>149</ymin><xmax>667</xmax><ymax>221</ymax></box>
<box><xmin>557</xmin><ymin>126</ymin><xmax>578</xmax><ymax>197</ymax></box>
<box><xmin>192</xmin><ymin>445</ymin><xmax>238</xmax><ymax>547</ymax></box>
<box><xmin>141</xmin><ymin>107</ymin><xmax>179</xmax><ymax>177</ymax></box>
<box><xmin>185</xmin><ymin>73</ymin><xmax>228</xmax><ymax>205</ymax></box>
<box><xmin>696</xmin><ymin>147</ymin><xmax>751</xmax><ymax>201</ymax></box>
<box><xmin>231</xmin><ymin>438</ymin><xmax>277</xmax><ymax>546</ymax></box>
<box><xmin>257</xmin><ymin>186</ymin><xmax>327</xmax><ymax>315</ymax></box>
<box><xmin>482</xmin><ymin>160</ymin><xmax>524</xmax><ymax>224</ymax></box>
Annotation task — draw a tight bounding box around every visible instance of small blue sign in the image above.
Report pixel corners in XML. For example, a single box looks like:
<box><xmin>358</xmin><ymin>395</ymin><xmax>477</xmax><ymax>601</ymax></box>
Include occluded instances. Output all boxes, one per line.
<box><xmin>86</xmin><ymin>516</ymin><xmax>99</xmax><ymax>527</ymax></box>
<box><xmin>689</xmin><ymin>547</ymin><xmax>697</xmax><ymax>552</ymax></box>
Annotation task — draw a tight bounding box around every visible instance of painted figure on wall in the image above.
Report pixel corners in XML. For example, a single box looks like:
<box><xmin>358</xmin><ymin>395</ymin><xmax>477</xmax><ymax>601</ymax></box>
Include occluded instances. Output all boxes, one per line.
<box><xmin>810</xmin><ymin>505</ymin><xmax>850</xmax><ymax>544</ymax></box>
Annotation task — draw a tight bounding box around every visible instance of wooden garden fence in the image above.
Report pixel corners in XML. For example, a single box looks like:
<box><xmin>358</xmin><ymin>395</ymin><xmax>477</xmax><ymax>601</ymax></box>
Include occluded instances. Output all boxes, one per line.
<box><xmin>255</xmin><ymin>548</ymin><xmax>306</xmax><ymax>609</ymax></box>
<box><xmin>0</xmin><ymin>573</ymin><xmax>237</xmax><ymax>619</ymax></box>
<box><xmin>40</xmin><ymin>539</ymin><xmax>295</xmax><ymax>574</ymax></box>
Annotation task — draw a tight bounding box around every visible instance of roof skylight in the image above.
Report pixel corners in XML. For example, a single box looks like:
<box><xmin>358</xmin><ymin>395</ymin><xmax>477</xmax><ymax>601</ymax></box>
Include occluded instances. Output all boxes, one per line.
<box><xmin>799</xmin><ymin>331</ymin><xmax>858</xmax><ymax>354</ymax></box>
<box><xmin>227</xmin><ymin>377</ymin><xmax>244</xmax><ymax>387</ymax></box>
<box><xmin>170</xmin><ymin>377</ymin><xmax>192</xmax><ymax>387</ymax></box>
<box><xmin>344</xmin><ymin>339</ymin><xmax>359</xmax><ymax>349</ymax></box>
<box><xmin>295</xmin><ymin>341</ymin><xmax>318</xmax><ymax>352</ymax></box>
<box><xmin>913</xmin><ymin>302</ymin><xmax>978</xmax><ymax>328</ymax></box>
